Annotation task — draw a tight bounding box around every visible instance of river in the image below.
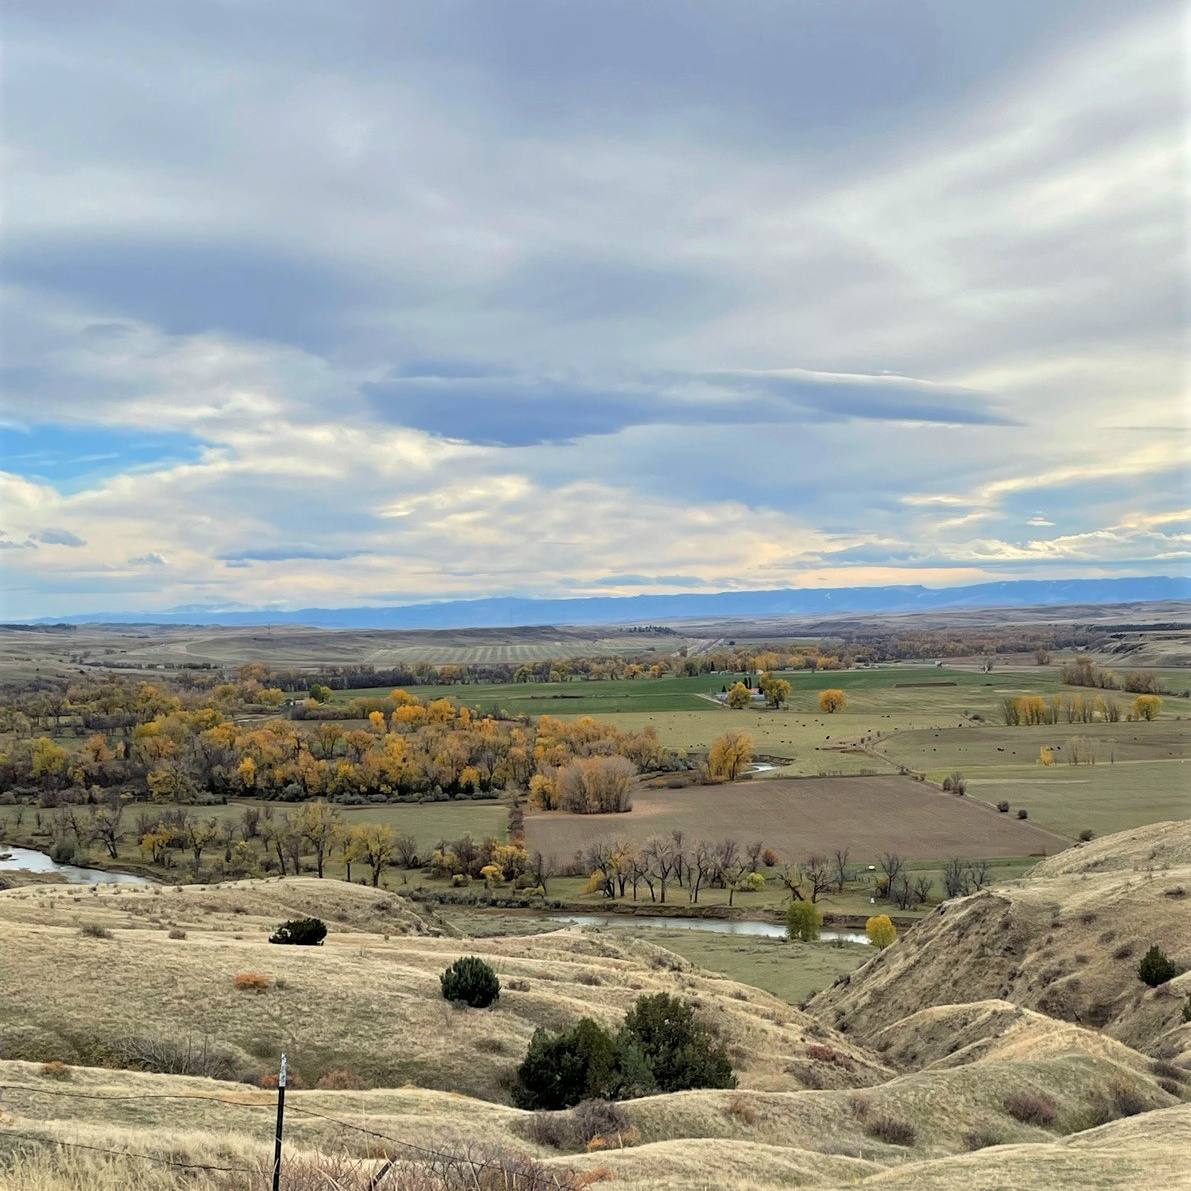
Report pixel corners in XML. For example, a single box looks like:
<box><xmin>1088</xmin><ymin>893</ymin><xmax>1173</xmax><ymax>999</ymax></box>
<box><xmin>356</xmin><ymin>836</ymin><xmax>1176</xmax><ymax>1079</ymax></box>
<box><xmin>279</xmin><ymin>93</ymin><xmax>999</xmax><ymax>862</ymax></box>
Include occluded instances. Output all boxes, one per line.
<box><xmin>0</xmin><ymin>846</ymin><xmax>151</xmax><ymax>885</ymax></box>
<box><xmin>547</xmin><ymin>912</ymin><xmax>870</xmax><ymax>944</ymax></box>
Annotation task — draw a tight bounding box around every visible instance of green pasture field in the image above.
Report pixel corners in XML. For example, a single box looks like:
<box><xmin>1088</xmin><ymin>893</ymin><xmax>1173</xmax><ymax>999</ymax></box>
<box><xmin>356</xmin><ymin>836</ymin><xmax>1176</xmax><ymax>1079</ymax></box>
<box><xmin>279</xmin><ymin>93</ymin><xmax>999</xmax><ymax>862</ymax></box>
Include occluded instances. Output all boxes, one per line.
<box><xmin>872</xmin><ymin>721</ymin><xmax>1191</xmax><ymax>837</ymax></box>
<box><xmin>964</xmin><ymin>763</ymin><xmax>1190</xmax><ymax>839</ymax></box>
<box><xmin>327</xmin><ymin>664</ymin><xmax>1068</xmax><ymax>719</ymax></box>
<box><xmin>567</xmin><ymin>928</ymin><xmax>872</xmax><ymax>1005</ymax></box>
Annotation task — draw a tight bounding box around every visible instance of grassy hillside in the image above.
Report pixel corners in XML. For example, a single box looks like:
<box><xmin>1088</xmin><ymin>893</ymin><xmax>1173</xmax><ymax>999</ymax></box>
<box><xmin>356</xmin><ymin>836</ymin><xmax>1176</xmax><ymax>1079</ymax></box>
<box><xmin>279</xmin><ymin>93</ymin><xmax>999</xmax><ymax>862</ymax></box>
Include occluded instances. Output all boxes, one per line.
<box><xmin>3</xmin><ymin>822</ymin><xmax>1190</xmax><ymax>1191</ymax></box>
<box><xmin>810</xmin><ymin>820</ymin><xmax>1191</xmax><ymax>1068</ymax></box>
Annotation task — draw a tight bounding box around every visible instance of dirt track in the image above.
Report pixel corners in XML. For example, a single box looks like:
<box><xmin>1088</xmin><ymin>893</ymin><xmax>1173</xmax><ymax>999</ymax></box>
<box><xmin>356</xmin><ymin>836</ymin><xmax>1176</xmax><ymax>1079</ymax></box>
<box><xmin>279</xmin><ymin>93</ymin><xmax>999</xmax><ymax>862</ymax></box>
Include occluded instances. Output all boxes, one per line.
<box><xmin>525</xmin><ymin>774</ymin><xmax>1071</xmax><ymax>863</ymax></box>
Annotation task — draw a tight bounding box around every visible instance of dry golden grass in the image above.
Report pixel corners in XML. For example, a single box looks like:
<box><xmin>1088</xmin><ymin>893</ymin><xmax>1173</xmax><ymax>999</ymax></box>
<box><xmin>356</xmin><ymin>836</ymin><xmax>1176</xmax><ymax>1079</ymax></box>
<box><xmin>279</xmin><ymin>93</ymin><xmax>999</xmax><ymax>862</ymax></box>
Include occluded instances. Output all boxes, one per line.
<box><xmin>3</xmin><ymin>823</ymin><xmax>1189</xmax><ymax>1191</ymax></box>
<box><xmin>811</xmin><ymin>821</ymin><xmax>1191</xmax><ymax>1067</ymax></box>
<box><xmin>1030</xmin><ymin>818</ymin><xmax>1191</xmax><ymax>876</ymax></box>
<box><xmin>0</xmin><ymin>878</ymin><xmax>886</xmax><ymax>1098</ymax></box>
<box><xmin>866</xmin><ymin>1001</ymin><xmax>1169</xmax><ymax>1074</ymax></box>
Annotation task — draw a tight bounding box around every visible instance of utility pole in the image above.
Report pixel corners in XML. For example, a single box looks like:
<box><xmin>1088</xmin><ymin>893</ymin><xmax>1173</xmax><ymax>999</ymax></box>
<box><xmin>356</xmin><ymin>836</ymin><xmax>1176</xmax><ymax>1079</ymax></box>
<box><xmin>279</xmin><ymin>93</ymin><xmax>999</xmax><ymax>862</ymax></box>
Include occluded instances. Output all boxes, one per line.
<box><xmin>272</xmin><ymin>1052</ymin><xmax>287</xmax><ymax>1191</ymax></box>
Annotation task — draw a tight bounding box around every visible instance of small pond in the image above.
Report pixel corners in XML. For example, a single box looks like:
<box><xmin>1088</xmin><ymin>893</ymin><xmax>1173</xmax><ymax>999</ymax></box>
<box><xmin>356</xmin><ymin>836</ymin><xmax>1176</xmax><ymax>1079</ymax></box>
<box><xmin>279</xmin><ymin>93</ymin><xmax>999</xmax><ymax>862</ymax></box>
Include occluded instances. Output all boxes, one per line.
<box><xmin>0</xmin><ymin>846</ymin><xmax>151</xmax><ymax>885</ymax></box>
<box><xmin>547</xmin><ymin>912</ymin><xmax>870</xmax><ymax>945</ymax></box>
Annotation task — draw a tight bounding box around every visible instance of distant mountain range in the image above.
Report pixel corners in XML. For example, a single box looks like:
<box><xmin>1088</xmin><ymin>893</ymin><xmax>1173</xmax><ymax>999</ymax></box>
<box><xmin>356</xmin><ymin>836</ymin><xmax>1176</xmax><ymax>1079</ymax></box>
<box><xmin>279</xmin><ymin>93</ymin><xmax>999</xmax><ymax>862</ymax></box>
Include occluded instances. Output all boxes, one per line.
<box><xmin>30</xmin><ymin>576</ymin><xmax>1191</xmax><ymax>630</ymax></box>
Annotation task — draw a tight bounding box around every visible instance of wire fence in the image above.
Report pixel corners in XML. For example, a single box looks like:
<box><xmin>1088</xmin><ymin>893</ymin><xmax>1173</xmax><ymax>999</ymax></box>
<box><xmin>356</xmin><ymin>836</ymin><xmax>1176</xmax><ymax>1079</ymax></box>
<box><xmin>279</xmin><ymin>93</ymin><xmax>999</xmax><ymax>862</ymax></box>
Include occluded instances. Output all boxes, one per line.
<box><xmin>0</xmin><ymin>1078</ymin><xmax>584</xmax><ymax>1189</ymax></box>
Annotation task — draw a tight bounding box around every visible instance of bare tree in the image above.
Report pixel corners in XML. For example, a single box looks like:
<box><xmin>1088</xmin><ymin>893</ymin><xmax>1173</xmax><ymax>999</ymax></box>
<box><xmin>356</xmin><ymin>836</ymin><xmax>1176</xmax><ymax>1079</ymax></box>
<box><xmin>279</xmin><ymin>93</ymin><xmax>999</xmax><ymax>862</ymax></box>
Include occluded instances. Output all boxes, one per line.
<box><xmin>393</xmin><ymin>831</ymin><xmax>419</xmax><ymax>869</ymax></box>
<box><xmin>942</xmin><ymin>857</ymin><xmax>970</xmax><ymax>899</ymax></box>
<box><xmin>89</xmin><ymin>799</ymin><xmax>125</xmax><ymax>860</ymax></box>
<box><xmin>804</xmin><ymin>855</ymin><xmax>833</xmax><ymax>903</ymax></box>
<box><xmin>832</xmin><ymin>848</ymin><xmax>851</xmax><ymax>893</ymax></box>
<box><xmin>879</xmin><ymin>852</ymin><xmax>905</xmax><ymax>896</ymax></box>
<box><xmin>779</xmin><ymin>864</ymin><xmax>808</xmax><ymax>902</ymax></box>
<box><xmin>583</xmin><ymin>840</ymin><xmax>617</xmax><ymax>898</ymax></box>
<box><xmin>688</xmin><ymin>841</ymin><xmax>715</xmax><ymax>904</ymax></box>
<box><xmin>889</xmin><ymin>874</ymin><xmax>914</xmax><ymax>910</ymax></box>
<box><xmin>967</xmin><ymin>858</ymin><xmax>992</xmax><ymax>891</ymax></box>
<box><xmin>670</xmin><ymin>830</ymin><xmax>687</xmax><ymax>888</ymax></box>
<box><xmin>530</xmin><ymin>850</ymin><xmax>554</xmax><ymax>894</ymax></box>
<box><xmin>912</xmin><ymin>875</ymin><xmax>933</xmax><ymax>906</ymax></box>
<box><xmin>746</xmin><ymin>840</ymin><xmax>765</xmax><ymax>872</ymax></box>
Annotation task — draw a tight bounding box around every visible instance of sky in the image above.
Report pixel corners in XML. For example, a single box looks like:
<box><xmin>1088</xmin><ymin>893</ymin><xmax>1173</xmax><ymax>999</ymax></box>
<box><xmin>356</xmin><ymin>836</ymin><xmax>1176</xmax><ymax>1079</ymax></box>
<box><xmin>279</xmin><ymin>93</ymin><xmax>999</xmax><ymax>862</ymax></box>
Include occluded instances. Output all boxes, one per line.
<box><xmin>1</xmin><ymin>0</ymin><xmax>1188</xmax><ymax>619</ymax></box>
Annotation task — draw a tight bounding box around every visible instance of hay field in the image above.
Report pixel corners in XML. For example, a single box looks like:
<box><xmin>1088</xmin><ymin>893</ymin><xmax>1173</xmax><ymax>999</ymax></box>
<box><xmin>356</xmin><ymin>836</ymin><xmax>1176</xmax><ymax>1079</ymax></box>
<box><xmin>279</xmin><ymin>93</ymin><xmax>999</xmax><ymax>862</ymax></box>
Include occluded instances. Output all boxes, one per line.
<box><xmin>525</xmin><ymin>774</ymin><xmax>1070</xmax><ymax>865</ymax></box>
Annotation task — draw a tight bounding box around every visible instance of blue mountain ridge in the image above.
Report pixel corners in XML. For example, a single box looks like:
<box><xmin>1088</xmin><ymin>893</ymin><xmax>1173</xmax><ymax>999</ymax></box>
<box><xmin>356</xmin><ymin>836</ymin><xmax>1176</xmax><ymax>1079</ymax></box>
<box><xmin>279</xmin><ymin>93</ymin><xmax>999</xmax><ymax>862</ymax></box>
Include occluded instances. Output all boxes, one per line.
<box><xmin>30</xmin><ymin>576</ymin><xmax>1191</xmax><ymax>629</ymax></box>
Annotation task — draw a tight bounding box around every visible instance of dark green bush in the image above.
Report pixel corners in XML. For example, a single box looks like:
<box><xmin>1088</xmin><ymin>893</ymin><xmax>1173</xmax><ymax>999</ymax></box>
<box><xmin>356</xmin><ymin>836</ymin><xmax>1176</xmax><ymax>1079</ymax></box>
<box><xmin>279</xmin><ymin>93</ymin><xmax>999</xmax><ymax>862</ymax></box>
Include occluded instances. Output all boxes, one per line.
<box><xmin>440</xmin><ymin>956</ymin><xmax>501</xmax><ymax>1008</ymax></box>
<box><xmin>511</xmin><ymin>992</ymin><xmax>734</xmax><ymax>1110</ymax></box>
<box><xmin>1137</xmin><ymin>944</ymin><xmax>1178</xmax><ymax>988</ymax></box>
<box><xmin>269</xmin><ymin>917</ymin><xmax>327</xmax><ymax>946</ymax></box>
<box><xmin>620</xmin><ymin>992</ymin><xmax>736</xmax><ymax>1094</ymax></box>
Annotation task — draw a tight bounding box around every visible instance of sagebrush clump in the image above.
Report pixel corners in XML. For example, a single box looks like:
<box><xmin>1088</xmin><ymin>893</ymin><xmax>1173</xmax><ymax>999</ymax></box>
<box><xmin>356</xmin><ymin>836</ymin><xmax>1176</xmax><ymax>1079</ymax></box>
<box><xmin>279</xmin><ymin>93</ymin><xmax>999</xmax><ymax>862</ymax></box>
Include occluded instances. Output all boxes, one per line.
<box><xmin>1003</xmin><ymin>1090</ymin><xmax>1058</xmax><ymax>1126</ymax></box>
<box><xmin>440</xmin><ymin>956</ymin><xmax>501</xmax><ymax>1008</ymax></box>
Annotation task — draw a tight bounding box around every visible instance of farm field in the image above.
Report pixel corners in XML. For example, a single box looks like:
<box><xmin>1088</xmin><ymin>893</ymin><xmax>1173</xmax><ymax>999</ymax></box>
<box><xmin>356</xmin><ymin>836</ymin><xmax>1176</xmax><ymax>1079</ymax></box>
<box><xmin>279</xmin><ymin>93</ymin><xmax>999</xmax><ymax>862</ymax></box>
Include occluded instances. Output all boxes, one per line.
<box><xmin>524</xmin><ymin>774</ymin><xmax>1069</xmax><ymax>865</ymax></box>
<box><xmin>0</xmin><ymin>623</ymin><xmax>697</xmax><ymax>682</ymax></box>
<box><xmin>336</xmin><ymin>664</ymin><xmax>1053</xmax><ymax>717</ymax></box>
<box><xmin>965</xmin><ymin>764</ymin><xmax>1189</xmax><ymax>839</ymax></box>
<box><xmin>873</xmin><ymin>721</ymin><xmax>1191</xmax><ymax>837</ymax></box>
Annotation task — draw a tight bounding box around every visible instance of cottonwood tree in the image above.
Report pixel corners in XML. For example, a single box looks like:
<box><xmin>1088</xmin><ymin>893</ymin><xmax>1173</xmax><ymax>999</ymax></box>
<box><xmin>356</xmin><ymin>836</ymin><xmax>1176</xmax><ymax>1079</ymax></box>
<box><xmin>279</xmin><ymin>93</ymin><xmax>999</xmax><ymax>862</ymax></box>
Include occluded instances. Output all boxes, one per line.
<box><xmin>184</xmin><ymin>816</ymin><xmax>220</xmax><ymax>873</ymax></box>
<box><xmin>354</xmin><ymin>823</ymin><xmax>398</xmax><ymax>887</ymax></box>
<box><xmin>818</xmin><ymin>689</ymin><xmax>847</xmax><ymax>713</ymax></box>
<box><xmin>708</xmin><ymin>731</ymin><xmax>752</xmax><ymax>781</ymax></box>
<box><xmin>293</xmin><ymin>800</ymin><xmax>343</xmax><ymax>878</ymax></box>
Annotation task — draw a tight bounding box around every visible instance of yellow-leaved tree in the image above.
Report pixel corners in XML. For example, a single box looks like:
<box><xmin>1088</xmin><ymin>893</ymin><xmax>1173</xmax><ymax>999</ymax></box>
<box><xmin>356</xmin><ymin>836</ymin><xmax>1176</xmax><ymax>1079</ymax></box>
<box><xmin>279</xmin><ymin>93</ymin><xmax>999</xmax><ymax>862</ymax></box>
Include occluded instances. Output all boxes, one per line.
<box><xmin>818</xmin><ymin>689</ymin><xmax>847</xmax><ymax>714</ymax></box>
<box><xmin>708</xmin><ymin>731</ymin><xmax>753</xmax><ymax>781</ymax></box>
<box><xmin>1132</xmin><ymin>695</ymin><xmax>1162</xmax><ymax>721</ymax></box>
<box><xmin>726</xmin><ymin>682</ymin><xmax>752</xmax><ymax>709</ymax></box>
<box><xmin>866</xmin><ymin>914</ymin><xmax>897</xmax><ymax>949</ymax></box>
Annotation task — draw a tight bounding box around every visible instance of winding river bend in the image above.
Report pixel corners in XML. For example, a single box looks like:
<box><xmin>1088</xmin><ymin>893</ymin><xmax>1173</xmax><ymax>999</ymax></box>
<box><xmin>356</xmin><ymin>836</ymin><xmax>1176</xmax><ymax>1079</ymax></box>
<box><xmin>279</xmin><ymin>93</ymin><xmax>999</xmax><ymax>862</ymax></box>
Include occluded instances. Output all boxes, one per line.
<box><xmin>0</xmin><ymin>846</ymin><xmax>151</xmax><ymax>885</ymax></box>
<box><xmin>547</xmin><ymin>912</ymin><xmax>870</xmax><ymax>944</ymax></box>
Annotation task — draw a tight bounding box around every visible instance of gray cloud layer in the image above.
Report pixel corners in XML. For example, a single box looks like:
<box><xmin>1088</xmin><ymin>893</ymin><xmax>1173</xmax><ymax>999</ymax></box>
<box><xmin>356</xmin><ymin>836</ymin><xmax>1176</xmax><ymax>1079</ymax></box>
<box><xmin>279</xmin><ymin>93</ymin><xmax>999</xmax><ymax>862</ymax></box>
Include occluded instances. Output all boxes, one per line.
<box><xmin>0</xmin><ymin>1</ymin><xmax>1184</xmax><ymax>616</ymax></box>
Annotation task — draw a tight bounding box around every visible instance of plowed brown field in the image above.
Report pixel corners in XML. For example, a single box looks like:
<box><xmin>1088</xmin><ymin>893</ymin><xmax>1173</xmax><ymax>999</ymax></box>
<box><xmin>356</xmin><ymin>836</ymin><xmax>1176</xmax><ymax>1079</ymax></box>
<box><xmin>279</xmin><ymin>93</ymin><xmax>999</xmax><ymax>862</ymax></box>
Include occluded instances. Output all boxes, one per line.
<box><xmin>525</xmin><ymin>774</ymin><xmax>1071</xmax><ymax>863</ymax></box>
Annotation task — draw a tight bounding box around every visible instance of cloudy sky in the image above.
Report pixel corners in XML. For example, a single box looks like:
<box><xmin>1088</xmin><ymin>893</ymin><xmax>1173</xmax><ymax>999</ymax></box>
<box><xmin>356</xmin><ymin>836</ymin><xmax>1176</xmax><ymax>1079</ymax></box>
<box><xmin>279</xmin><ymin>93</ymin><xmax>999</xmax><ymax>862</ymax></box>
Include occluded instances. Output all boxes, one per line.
<box><xmin>2</xmin><ymin>0</ymin><xmax>1187</xmax><ymax>618</ymax></box>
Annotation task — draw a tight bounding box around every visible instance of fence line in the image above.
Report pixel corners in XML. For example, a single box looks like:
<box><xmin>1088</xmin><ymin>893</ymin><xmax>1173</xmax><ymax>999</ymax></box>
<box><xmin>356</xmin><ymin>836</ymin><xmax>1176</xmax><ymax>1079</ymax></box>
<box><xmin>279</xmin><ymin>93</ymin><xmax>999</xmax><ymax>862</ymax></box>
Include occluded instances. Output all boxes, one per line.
<box><xmin>0</xmin><ymin>1079</ymin><xmax>578</xmax><ymax>1188</ymax></box>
